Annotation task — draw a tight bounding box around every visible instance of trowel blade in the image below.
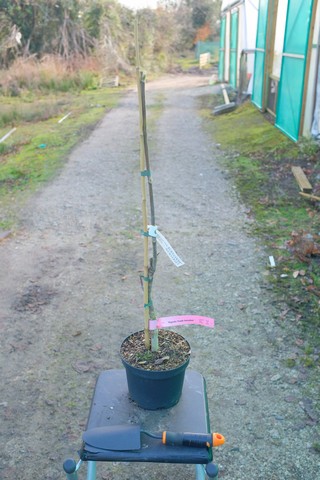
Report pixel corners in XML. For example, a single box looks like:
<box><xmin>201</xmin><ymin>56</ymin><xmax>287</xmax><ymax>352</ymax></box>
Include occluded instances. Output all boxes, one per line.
<box><xmin>82</xmin><ymin>424</ymin><xmax>141</xmax><ymax>451</ymax></box>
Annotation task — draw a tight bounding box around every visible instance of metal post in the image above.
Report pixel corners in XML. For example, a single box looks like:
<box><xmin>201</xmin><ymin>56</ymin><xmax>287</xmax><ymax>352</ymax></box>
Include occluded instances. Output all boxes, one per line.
<box><xmin>195</xmin><ymin>464</ymin><xmax>206</xmax><ymax>480</ymax></box>
<box><xmin>87</xmin><ymin>461</ymin><xmax>97</xmax><ymax>480</ymax></box>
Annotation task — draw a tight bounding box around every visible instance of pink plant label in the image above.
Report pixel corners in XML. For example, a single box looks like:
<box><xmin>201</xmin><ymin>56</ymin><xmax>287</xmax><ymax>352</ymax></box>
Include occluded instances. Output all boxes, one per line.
<box><xmin>149</xmin><ymin>315</ymin><xmax>214</xmax><ymax>330</ymax></box>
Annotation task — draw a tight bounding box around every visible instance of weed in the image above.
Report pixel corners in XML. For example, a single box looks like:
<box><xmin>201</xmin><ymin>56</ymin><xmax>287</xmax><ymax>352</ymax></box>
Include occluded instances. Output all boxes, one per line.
<box><xmin>301</xmin><ymin>356</ymin><xmax>316</xmax><ymax>368</ymax></box>
<box><xmin>284</xmin><ymin>358</ymin><xmax>296</xmax><ymax>368</ymax></box>
<box><xmin>136</xmin><ymin>351</ymin><xmax>154</xmax><ymax>362</ymax></box>
<box><xmin>312</xmin><ymin>442</ymin><xmax>320</xmax><ymax>453</ymax></box>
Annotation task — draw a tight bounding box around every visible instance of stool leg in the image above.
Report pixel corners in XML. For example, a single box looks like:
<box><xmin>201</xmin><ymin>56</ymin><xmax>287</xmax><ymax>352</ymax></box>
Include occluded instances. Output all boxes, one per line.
<box><xmin>87</xmin><ymin>461</ymin><xmax>97</xmax><ymax>480</ymax></box>
<box><xmin>63</xmin><ymin>459</ymin><xmax>82</xmax><ymax>480</ymax></box>
<box><xmin>195</xmin><ymin>464</ymin><xmax>206</xmax><ymax>480</ymax></box>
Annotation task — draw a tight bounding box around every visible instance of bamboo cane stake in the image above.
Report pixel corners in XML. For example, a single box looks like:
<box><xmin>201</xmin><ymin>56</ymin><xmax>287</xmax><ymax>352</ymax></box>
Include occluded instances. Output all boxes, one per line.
<box><xmin>135</xmin><ymin>16</ymin><xmax>150</xmax><ymax>350</ymax></box>
<box><xmin>139</xmin><ymin>67</ymin><xmax>158</xmax><ymax>352</ymax></box>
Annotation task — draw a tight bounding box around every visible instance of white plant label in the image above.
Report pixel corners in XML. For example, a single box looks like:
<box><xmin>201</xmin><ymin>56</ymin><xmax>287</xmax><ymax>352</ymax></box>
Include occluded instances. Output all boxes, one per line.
<box><xmin>154</xmin><ymin>228</ymin><xmax>184</xmax><ymax>267</ymax></box>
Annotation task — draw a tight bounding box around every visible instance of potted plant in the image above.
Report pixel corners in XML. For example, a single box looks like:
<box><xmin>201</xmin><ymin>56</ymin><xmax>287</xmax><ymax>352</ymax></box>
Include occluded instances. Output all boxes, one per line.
<box><xmin>120</xmin><ymin>17</ymin><xmax>215</xmax><ymax>410</ymax></box>
<box><xmin>119</xmin><ymin>17</ymin><xmax>191</xmax><ymax>410</ymax></box>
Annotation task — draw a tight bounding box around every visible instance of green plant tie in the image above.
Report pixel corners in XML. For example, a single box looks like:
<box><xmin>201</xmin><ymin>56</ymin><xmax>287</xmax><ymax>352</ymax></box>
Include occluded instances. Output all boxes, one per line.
<box><xmin>141</xmin><ymin>230</ymin><xmax>150</xmax><ymax>237</ymax></box>
<box><xmin>144</xmin><ymin>302</ymin><xmax>153</xmax><ymax>308</ymax></box>
<box><xmin>140</xmin><ymin>170</ymin><xmax>151</xmax><ymax>177</ymax></box>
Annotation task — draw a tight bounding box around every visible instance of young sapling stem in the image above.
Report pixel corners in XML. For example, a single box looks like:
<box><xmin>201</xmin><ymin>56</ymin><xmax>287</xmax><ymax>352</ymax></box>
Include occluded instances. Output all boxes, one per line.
<box><xmin>135</xmin><ymin>16</ymin><xmax>159</xmax><ymax>350</ymax></box>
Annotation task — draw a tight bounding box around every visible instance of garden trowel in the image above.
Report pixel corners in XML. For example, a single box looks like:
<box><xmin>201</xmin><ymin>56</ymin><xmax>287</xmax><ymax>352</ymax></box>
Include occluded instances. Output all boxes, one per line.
<box><xmin>82</xmin><ymin>425</ymin><xmax>225</xmax><ymax>451</ymax></box>
<box><xmin>83</xmin><ymin>425</ymin><xmax>141</xmax><ymax>451</ymax></box>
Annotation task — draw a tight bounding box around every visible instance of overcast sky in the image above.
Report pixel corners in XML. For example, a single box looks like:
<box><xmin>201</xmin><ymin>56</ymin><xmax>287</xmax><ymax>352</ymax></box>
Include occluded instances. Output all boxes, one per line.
<box><xmin>118</xmin><ymin>0</ymin><xmax>159</xmax><ymax>10</ymax></box>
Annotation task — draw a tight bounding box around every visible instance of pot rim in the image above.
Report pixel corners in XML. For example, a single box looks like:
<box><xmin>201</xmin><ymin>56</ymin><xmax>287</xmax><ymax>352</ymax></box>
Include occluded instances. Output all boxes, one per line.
<box><xmin>120</xmin><ymin>329</ymin><xmax>191</xmax><ymax>373</ymax></box>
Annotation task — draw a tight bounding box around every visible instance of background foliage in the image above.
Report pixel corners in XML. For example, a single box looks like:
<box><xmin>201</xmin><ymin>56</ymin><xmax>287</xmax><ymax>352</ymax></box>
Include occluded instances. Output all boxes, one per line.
<box><xmin>0</xmin><ymin>0</ymin><xmax>222</xmax><ymax>93</ymax></box>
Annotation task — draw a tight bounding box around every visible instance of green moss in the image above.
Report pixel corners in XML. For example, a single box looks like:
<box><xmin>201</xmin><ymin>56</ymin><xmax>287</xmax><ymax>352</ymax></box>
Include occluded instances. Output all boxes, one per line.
<box><xmin>203</xmin><ymin>101</ymin><xmax>294</xmax><ymax>155</ymax></box>
<box><xmin>199</xmin><ymin>93</ymin><xmax>320</xmax><ymax>346</ymax></box>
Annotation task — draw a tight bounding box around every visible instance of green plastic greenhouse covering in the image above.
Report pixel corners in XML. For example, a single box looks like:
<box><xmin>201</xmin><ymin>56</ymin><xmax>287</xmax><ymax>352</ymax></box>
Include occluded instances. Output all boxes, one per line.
<box><xmin>275</xmin><ymin>0</ymin><xmax>314</xmax><ymax>141</ymax></box>
<box><xmin>251</xmin><ymin>0</ymin><xmax>269</xmax><ymax>109</ymax></box>
<box><xmin>218</xmin><ymin>17</ymin><xmax>226</xmax><ymax>81</ymax></box>
<box><xmin>229</xmin><ymin>11</ymin><xmax>238</xmax><ymax>88</ymax></box>
<box><xmin>195</xmin><ymin>41</ymin><xmax>219</xmax><ymax>60</ymax></box>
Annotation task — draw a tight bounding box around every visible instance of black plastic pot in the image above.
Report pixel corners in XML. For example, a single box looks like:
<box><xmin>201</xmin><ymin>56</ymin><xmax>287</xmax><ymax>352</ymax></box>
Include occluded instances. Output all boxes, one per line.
<box><xmin>120</xmin><ymin>333</ymin><xmax>190</xmax><ymax>410</ymax></box>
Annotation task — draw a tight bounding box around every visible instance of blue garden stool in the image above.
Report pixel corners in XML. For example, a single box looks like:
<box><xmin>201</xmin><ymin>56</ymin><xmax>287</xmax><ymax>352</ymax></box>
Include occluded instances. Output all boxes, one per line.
<box><xmin>63</xmin><ymin>369</ymin><xmax>221</xmax><ymax>479</ymax></box>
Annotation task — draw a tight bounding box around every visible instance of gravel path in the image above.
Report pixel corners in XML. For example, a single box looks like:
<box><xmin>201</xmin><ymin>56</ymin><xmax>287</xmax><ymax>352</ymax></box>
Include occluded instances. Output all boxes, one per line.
<box><xmin>1</xmin><ymin>74</ymin><xmax>319</xmax><ymax>479</ymax></box>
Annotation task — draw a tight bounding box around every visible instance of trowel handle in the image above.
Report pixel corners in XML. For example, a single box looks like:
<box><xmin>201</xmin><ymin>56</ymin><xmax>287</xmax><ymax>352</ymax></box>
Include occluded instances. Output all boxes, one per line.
<box><xmin>162</xmin><ymin>431</ymin><xmax>225</xmax><ymax>448</ymax></box>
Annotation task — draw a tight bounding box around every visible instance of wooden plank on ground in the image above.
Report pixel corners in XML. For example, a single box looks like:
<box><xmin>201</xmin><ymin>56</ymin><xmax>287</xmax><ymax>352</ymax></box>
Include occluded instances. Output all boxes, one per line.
<box><xmin>299</xmin><ymin>192</ymin><xmax>320</xmax><ymax>201</ymax></box>
<box><xmin>291</xmin><ymin>166</ymin><xmax>312</xmax><ymax>193</ymax></box>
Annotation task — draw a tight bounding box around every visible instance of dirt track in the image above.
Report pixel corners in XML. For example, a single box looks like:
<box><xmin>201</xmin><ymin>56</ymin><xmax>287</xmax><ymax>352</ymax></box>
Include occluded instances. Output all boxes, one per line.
<box><xmin>1</xmin><ymin>74</ymin><xmax>319</xmax><ymax>479</ymax></box>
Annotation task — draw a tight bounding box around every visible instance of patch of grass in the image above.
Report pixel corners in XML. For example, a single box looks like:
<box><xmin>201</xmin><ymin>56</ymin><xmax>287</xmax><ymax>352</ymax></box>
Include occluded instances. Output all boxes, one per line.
<box><xmin>199</xmin><ymin>95</ymin><xmax>320</xmax><ymax>355</ymax></box>
<box><xmin>0</xmin><ymin>87</ymin><xmax>123</xmax><ymax>228</ymax></box>
<box><xmin>0</xmin><ymin>143</ymin><xmax>10</xmax><ymax>154</ymax></box>
<box><xmin>0</xmin><ymin>98</ymin><xmax>69</xmax><ymax>127</ymax></box>
<box><xmin>175</xmin><ymin>56</ymin><xmax>199</xmax><ymax>71</ymax></box>
<box><xmin>147</xmin><ymin>92</ymin><xmax>165</xmax><ymax>119</ymax></box>
<box><xmin>120</xmin><ymin>230</ymin><xmax>136</xmax><ymax>240</ymax></box>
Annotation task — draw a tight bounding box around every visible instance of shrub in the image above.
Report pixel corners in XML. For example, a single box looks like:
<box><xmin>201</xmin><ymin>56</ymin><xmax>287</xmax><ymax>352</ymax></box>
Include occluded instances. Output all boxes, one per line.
<box><xmin>0</xmin><ymin>55</ymin><xmax>102</xmax><ymax>95</ymax></box>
